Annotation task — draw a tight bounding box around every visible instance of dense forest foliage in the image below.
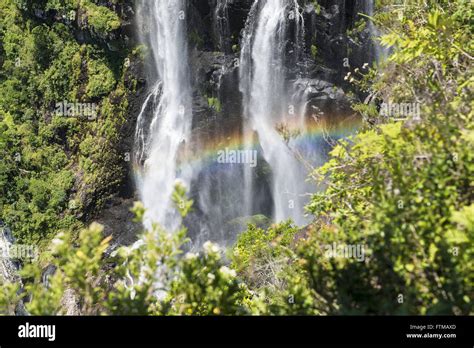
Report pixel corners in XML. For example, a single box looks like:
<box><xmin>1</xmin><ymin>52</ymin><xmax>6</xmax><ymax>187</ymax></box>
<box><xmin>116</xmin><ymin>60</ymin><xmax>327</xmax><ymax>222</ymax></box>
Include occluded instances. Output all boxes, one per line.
<box><xmin>1</xmin><ymin>0</ymin><xmax>473</xmax><ymax>315</ymax></box>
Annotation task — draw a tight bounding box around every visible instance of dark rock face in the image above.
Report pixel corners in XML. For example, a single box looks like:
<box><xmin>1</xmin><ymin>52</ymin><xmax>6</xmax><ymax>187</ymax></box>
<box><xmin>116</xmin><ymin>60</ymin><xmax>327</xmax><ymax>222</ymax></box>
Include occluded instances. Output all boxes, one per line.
<box><xmin>304</xmin><ymin>0</ymin><xmax>375</xmax><ymax>75</ymax></box>
<box><xmin>189</xmin><ymin>0</ymin><xmax>254</xmax><ymax>53</ymax></box>
<box><xmin>293</xmin><ymin>78</ymin><xmax>352</xmax><ymax>115</ymax></box>
<box><xmin>189</xmin><ymin>49</ymin><xmax>241</xmax><ymax>128</ymax></box>
<box><xmin>95</xmin><ymin>198</ymin><xmax>142</xmax><ymax>251</ymax></box>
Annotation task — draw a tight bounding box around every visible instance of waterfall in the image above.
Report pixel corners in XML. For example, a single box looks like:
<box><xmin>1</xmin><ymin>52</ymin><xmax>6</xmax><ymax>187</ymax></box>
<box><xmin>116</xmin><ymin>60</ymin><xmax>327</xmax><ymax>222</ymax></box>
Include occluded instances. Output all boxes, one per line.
<box><xmin>213</xmin><ymin>0</ymin><xmax>232</xmax><ymax>54</ymax></box>
<box><xmin>239</xmin><ymin>0</ymin><xmax>260</xmax><ymax>218</ymax></box>
<box><xmin>357</xmin><ymin>0</ymin><xmax>388</xmax><ymax>62</ymax></box>
<box><xmin>133</xmin><ymin>0</ymin><xmax>366</xmax><ymax>241</ymax></box>
<box><xmin>240</xmin><ymin>0</ymin><xmax>309</xmax><ymax>225</ymax></box>
<box><xmin>135</xmin><ymin>0</ymin><xmax>193</xmax><ymax>230</ymax></box>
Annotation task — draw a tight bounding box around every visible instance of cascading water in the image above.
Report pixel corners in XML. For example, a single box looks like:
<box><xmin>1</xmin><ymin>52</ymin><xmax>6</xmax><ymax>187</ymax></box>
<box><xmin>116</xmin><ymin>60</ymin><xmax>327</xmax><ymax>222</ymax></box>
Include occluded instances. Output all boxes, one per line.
<box><xmin>213</xmin><ymin>0</ymin><xmax>232</xmax><ymax>54</ymax></box>
<box><xmin>135</xmin><ymin>0</ymin><xmax>193</xmax><ymax>230</ymax></box>
<box><xmin>240</xmin><ymin>0</ymin><xmax>310</xmax><ymax>225</ymax></box>
<box><xmin>134</xmin><ymin>0</ymin><xmax>370</xmax><ymax>243</ymax></box>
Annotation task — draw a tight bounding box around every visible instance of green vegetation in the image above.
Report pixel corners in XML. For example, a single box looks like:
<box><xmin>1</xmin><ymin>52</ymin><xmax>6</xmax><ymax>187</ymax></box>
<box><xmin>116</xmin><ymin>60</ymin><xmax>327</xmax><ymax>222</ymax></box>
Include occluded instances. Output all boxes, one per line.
<box><xmin>311</xmin><ymin>1</ymin><xmax>321</xmax><ymax>15</ymax></box>
<box><xmin>83</xmin><ymin>1</ymin><xmax>121</xmax><ymax>36</ymax></box>
<box><xmin>1</xmin><ymin>186</ymin><xmax>250</xmax><ymax>316</ymax></box>
<box><xmin>207</xmin><ymin>96</ymin><xmax>222</xmax><ymax>112</ymax></box>
<box><xmin>310</xmin><ymin>44</ymin><xmax>318</xmax><ymax>59</ymax></box>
